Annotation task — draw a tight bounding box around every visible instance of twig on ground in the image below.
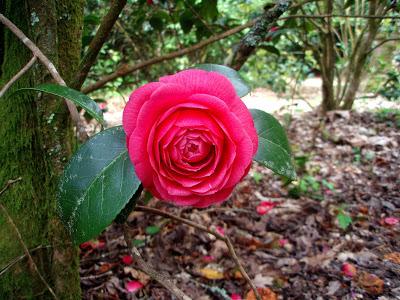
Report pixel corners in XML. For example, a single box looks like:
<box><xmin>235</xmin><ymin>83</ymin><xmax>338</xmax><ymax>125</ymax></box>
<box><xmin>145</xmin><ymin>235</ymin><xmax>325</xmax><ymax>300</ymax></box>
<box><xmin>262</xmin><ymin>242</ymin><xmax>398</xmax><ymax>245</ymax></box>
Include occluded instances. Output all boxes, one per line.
<box><xmin>80</xmin><ymin>271</ymin><xmax>113</xmax><ymax>281</ymax></box>
<box><xmin>135</xmin><ymin>205</ymin><xmax>261</xmax><ymax>300</ymax></box>
<box><xmin>0</xmin><ymin>13</ymin><xmax>88</xmax><ymax>141</ymax></box>
<box><xmin>0</xmin><ymin>56</ymin><xmax>37</xmax><ymax>97</ymax></box>
<box><xmin>123</xmin><ymin>224</ymin><xmax>192</xmax><ymax>300</ymax></box>
<box><xmin>0</xmin><ymin>178</ymin><xmax>58</xmax><ymax>299</ymax></box>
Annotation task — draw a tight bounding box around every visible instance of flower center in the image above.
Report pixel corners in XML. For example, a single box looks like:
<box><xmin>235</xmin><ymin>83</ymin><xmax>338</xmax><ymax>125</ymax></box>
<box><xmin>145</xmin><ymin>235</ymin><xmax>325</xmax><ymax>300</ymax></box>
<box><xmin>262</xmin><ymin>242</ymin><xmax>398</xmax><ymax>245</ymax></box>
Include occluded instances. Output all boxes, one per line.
<box><xmin>178</xmin><ymin>135</ymin><xmax>211</xmax><ymax>164</ymax></box>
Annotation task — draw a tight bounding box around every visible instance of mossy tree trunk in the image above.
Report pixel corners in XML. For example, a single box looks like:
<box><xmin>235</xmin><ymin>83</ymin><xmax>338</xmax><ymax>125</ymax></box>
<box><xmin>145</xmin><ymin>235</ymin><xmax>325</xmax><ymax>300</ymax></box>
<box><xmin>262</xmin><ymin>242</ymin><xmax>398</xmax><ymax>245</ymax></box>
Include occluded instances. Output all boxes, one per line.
<box><xmin>0</xmin><ymin>0</ymin><xmax>84</xmax><ymax>298</ymax></box>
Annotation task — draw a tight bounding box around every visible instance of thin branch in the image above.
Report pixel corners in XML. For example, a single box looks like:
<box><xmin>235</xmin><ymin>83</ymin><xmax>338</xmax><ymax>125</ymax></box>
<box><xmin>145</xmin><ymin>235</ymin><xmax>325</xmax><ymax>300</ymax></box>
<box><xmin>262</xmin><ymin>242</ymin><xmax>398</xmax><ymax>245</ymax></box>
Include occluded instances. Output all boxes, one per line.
<box><xmin>280</xmin><ymin>14</ymin><xmax>400</xmax><ymax>19</ymax></box>
<box><xmin>0</xmin><ymin>245</ymin><xmax>51</xmax><ymax>276</ymax></box>
<box><xmin>72</xmin><ymin>0</ymin><xmax>127</xmax><ymax>90</ymax></box>
<box><xmin>0</xmin><ymin>178</ymin><xmax>58</xmax><ymax>299</ymax></box>
<box><xmin>366</xmin><ymin>38</ymin><xmax>400</xmax><ymax>55</ymax></box>
<box><xmin>135</xmin><ymin>205</ymin><xmax>261</xmax><ymax>300</ymax></box>
<box><xmin>82</xmin><ymin>20</ymin><xmax>256</xmax><ymax>93</ymax></box>
<box><xmin>123</xmin><ymin>225</ymin><xmax>192</xmax><ymax>300</ymax></box>
<box><xmin>0</xmin><ymin>13</ymin><xmax>88</xmax><ymax>141</ymax></box>
<box><xmin>0</xmin><ymin>56</ymin><xmax>37</xmax><ymax>97</ymax></box>
<box><xmin>229</xmin><ymin>0</ymin><xmax>292</xmax><ymax>70</ymax></box>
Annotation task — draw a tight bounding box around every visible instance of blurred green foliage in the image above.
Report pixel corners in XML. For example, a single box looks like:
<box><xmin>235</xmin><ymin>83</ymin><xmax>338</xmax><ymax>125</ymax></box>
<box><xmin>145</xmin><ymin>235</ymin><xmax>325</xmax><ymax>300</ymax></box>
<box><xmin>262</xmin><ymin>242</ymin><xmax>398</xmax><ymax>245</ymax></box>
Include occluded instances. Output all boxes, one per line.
<box><xmin>83</xmin><ymin>0</ymin><xmax>400</xmax><ymax>104</ymax></box>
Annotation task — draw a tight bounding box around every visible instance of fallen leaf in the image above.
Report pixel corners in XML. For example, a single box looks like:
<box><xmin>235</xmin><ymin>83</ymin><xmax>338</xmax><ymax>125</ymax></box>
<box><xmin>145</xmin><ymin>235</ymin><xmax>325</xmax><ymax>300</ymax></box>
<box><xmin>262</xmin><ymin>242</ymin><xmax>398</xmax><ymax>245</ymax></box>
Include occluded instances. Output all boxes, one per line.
<box><xmin>97</xmin><ymin>262</ymin><xmax>114</xmax><ymax>274</ymax></box>
<box><xmin>357</xmin><ymin>271</ymin><xmax>384</xmax><ymax>295</ymax></box>
<box><xmin>253</xmin><ymin>273</ymin><xmax>274</xmax><ymax>287</ymax></box>
<box><xmin>245</xmin><ymin>287</ymin><xmax>277</xmax><ymax>300</ymax></box>
<box><xmin>199</xmin><ymin>267</ymin><xmax>224</xmax><ymax>280</ymax></box>
<box><xmin>383</xmin><ymin>252</ymin><xmax>400</xmax><ymax>264</ymax></box>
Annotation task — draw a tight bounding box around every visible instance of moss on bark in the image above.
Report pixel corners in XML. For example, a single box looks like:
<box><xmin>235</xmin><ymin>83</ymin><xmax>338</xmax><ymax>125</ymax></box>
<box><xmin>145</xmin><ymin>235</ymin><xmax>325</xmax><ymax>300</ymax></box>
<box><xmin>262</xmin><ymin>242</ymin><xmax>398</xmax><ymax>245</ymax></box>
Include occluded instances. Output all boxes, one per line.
<box><xmin>0</xmin><ymin>0</ymin><xmax>84</xmax><ymax>298</ymax></box>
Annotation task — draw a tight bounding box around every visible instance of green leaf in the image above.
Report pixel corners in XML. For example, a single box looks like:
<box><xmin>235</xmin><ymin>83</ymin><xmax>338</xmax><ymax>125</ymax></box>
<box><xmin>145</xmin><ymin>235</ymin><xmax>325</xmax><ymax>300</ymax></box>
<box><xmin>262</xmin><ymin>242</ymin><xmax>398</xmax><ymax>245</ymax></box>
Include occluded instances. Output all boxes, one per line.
<box><xmin>132</xmin><ymin>239</ymin><xmax>146</xmax><ymax>248</ymax></box>
<box><xmin>261</xmin><ymin>45</ymin><xmax>281</xmax><ymax>56</ymax></box>
<box><xmin>195</xmin><ymin>64</ymin><xmax>250</xmax><ymax>97</ymax></box>
<box><xmin>145</xmin><ymin>225</ymin><xmax>160</xmax><ymax>235</ymax></box>
<box><xmin>199</xmin><ymin>0</ymin><xmax>218</xmax><ymax>21</ymax></box>
<box><xmin>57</xmin><ymin>126</ymin><xmax>140</xmax><ymax>244</ymax></box>
<box><xmin>250</xmin><ymin>109</ymin><xmax>296</xmax><ymax>180</ymax></box>
<box><xmin>180</xmin><ymin>10</ymin><xmax>194</xmax><ymax>33</ymax></box>
<box><xmin>18</xmin><ymin>84</ymin><xmax>104</xmax><ymax>124</ymax></box>
<box><xmin>337</xmin><ymin>211</ymin><xmax>352</xmax><ymax>230</ymax></box>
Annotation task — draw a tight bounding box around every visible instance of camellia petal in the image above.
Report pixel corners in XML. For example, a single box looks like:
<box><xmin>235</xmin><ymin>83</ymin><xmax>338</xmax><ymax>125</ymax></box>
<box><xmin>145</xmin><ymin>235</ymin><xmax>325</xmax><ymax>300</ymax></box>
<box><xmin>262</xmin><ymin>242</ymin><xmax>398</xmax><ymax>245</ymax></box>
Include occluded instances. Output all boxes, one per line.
<box><xmin>122</xmin><ymin>69</ymin><xmax>258</xmax><ymax>207</ymax></box>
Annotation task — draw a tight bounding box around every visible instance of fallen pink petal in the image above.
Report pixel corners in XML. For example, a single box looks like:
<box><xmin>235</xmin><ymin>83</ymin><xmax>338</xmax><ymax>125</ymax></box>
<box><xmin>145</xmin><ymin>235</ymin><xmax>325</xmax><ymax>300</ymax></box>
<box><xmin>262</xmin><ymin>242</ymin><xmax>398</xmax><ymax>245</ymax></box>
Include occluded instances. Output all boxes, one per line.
<box><xmin>125</xmin><ymin>280</ymin><xmax>144</xmax><ymax>293</ymax></box>
<box><xmin>342</xmin><ymin>263</ymin><xmax>357</xmax><ymax>277</ymax></box>
<box><xmin>121</xmin><ymin>255</ymin><xmax>133</xmax><ymax>265</ymax></box>
<box><xmin>216</xmin><ymin>226</ymin><xmax>225</xmax><ymax>236</ymax></box>
<box><xmin>202</xmin><ymin>255</ymin><xmax>215</xmax><ymax>263</ymax></box>
<box><xmin>279</xmin><ymin>239</ymin><xmax>288</xmax><ymax>247</ymax></box>
<box><xmin>384</xmin><ymin>217</ymin><xmax>399</xmax><ymax>225</ymax></box>
<box><xmin>256</xmin><ymin>201</ymin><xmax>278</xmax><ymax>215</ymax></box>
<box><xmin>230</xmin><ymin>293</ymin><xmax>242</xmax><ymax>300</ymax></box>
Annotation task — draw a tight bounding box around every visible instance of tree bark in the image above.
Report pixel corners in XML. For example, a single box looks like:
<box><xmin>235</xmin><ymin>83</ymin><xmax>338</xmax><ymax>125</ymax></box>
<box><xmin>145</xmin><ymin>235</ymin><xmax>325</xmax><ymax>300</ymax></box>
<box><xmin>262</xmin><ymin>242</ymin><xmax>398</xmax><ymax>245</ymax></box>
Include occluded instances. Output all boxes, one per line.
<box><xmin>0</xmin><ymin>0</ymin><xmax>83</xmax><ymax>298</ymax></box>
<box><xmin>320</xmin><ymin>0</ymin><xmax>336</xmax><ymax>112</ymax></box>
<box><xmin>341</xmin><ymin>0</ymin><xmax>382</xmax><ymax>110</ymax></box>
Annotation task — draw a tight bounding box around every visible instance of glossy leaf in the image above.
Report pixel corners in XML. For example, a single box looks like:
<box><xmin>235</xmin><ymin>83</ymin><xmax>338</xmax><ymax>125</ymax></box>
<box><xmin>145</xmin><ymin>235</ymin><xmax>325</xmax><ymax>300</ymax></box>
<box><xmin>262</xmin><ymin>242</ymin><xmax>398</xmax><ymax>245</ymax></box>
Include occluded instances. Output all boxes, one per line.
<box><xmin>250</xmin><ymin>109</ymin><xmax>296</xmax><ymax>180</ymax></box>
<box><xmin>195</xmin><ymin>64</ymin><xmax>250</xmax><ymax>97</ymax></box>
<box><xmin>18</xmin><ymin>83</ymin><xmax>104</xmax><ymax>124</ymax></box>
<box><xmin>145</xmin><ymin>225</ymin><xmax>160</xmax><ymax>235</ymax></box>
<box><xmin>337</xmin><ymin>211</ymin><xmax>352</xmax><ymax>230</ymax></box>
<box><xmin>57</xmin><ymin>126</ymin><xmax>140</xmax><ymax>244</ymax></box>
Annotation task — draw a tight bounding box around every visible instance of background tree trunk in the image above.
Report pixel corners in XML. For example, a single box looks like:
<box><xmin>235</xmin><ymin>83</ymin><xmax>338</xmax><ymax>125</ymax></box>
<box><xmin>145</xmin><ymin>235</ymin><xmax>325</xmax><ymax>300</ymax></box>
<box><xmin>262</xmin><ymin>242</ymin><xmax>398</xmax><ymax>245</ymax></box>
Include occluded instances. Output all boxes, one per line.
<box><xmin>0</xmin><ymin>0</ymin><xmax>84</xmax><ymax>298</ymax></box>
<box><xmin>320</xmin><ymin>0</ymin><xmax>336</xmax><ymax>112</ymax></box>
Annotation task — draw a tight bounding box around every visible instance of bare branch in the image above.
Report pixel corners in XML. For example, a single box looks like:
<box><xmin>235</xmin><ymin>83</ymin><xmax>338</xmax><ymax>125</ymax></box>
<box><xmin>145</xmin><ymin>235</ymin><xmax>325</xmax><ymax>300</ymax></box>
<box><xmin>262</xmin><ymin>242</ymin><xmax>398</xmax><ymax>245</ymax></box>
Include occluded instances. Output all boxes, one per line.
<box><xmin>366</xmin><ymin>38</ymin><xmax>400</xmax><ymax>55</ymax></box>
<box><xmin>135</xmin><ymin>205</ymin><xmax>261</xmax><ymax>300</ymax></box>
<box><xmin>280</xmin><ymin>14</ymin><xmax>400</xmax><ymax>20</ymax></box>
<box><xmin>0</xmin><ymin>56</ymin><xmax>37</xmax><ymax>97</ymax></box>
<box><xmin>72</xmin><ymin>0</ymin><xmax>127</xmax><ymax>90</ymax></box>
<box><xmin>123</xmin><ymin>225</ymin><xmax>192</xmax><ymax>300</ymax></box>
<box><xmin>0</xmin><ymin>13</ymin><xmax>88</xmax><ymax>141</ymax></box>
<box><xmin>82</xmin><ymin>20</ymin><xmax>256</xmax><ymax>94</ymax></box>
<box><xmin>0</xmin><ymin>178</ymin><xmax>58</xmax><ymax>299</ymax></box>
<box><xmin>229</xmin><ymin>0</ymin><xmax>292</xmax><ymax>70</ymax></box>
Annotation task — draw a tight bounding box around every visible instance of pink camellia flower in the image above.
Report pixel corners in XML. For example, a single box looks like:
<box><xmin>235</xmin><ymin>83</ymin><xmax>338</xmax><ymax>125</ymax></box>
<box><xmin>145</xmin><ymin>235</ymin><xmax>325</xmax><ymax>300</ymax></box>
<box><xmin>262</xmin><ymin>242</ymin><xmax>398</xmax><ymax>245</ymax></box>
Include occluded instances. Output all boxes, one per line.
<box><xmin>125</xmin><ymin>280</ymin><xmax>143</xmax><ymax>293</ymax></box>
<box><xmin>256</xmin><ymin>201</ymin><xmax>278</xmax><ymax>215</ymax></box>
<box><xmin>123</xmin><ymin>69</ymin><xmax>258</xmax><ymax>207</ymax></box>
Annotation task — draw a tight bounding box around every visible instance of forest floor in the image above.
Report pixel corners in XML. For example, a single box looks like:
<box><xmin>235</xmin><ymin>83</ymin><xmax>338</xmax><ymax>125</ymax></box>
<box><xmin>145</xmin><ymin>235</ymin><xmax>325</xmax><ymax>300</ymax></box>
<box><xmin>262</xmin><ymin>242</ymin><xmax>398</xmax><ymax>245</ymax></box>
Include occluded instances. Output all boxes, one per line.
<box><xmin>81</xmin><ymin>84</ymin><xmax>400</xmax><ymax>300</ymax></box>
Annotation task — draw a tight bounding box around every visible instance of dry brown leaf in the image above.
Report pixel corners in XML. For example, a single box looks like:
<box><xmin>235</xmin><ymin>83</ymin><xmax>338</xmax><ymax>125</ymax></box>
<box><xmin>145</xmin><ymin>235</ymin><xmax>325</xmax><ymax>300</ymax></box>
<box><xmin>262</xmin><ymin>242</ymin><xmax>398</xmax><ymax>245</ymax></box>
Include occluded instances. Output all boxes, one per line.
<box><xmin>199</xmin><ymin>267</ymin><xmax>224</xmax><ymax>280</ymax></box>
<box><xmin>356</xmin><ymin>271</ymin><xmax>384</xmax><ymax>295</ymax></box>
<box><xmin>245</xmin><ymin>287</ymin><xmax>278</xmax><ymax>300</ymax></box>
<box><xmin>383</xmin><ymin>252</ymin><xmax>400</xmax><ymax>264</ymax></box>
